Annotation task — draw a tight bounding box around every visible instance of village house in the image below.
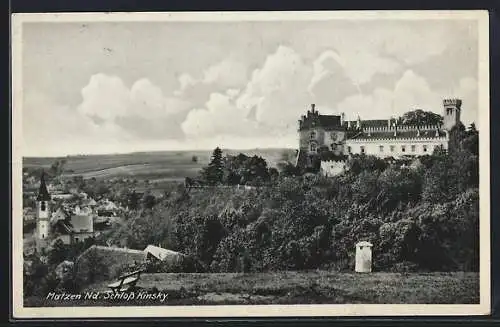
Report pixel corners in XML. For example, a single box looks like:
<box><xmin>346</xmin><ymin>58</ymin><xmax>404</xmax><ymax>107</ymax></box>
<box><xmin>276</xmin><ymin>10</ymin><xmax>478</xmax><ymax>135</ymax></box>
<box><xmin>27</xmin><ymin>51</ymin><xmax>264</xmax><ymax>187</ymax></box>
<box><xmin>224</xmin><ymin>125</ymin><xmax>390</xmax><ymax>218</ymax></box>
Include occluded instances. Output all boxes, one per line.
<box><xmin>144</xmin><ymin>244</ymin><xmax>185</xmax><ymax>264</ymax></box>
<box><xmin>296</xmin><ymin>99</ymin><xmax>462</xmax><ymax>169</ymax></box>
<box><xmin>53</xmin><ymin>214</ymin><xmax>94</xmax><ymax>245</ymax></box>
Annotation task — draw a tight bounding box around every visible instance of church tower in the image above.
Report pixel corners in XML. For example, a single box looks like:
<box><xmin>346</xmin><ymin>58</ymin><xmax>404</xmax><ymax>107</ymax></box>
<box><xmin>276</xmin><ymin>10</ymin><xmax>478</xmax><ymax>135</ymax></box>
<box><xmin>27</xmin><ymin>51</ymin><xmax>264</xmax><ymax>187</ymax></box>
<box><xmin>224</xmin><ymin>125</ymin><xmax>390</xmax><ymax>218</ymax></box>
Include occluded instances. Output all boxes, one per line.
<box><xmin>443</xmin><ymin>99</ymin><xmax>462</xmax><ymax>131</ymax></box>
<box><xmin>36</xmin><ymin>171</ymin><xmax>51</xmax><ymax>242</ymax></box>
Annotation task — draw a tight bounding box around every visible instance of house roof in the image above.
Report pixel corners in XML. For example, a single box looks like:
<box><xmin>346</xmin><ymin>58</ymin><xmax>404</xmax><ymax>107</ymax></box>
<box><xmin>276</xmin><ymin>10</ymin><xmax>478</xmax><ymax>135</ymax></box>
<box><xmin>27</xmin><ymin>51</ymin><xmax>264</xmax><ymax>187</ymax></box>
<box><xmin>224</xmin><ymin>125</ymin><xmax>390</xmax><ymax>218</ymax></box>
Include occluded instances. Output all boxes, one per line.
<box><xmin>56</xmin><ymin>215</ymin><xmax>93</xmax><ymax>234</ymax></box>
<box><xmin>36</xmin><ymin>172</ymin><xmax>51</xmax><ymax>201</ymax></box>
<box><xmin>69</xmin><ymin>215</ymin><xmax>93</xmax><ymax>233</ymax></box>
<box><xmin>144</xmin><ymin>245</ymin><xmax>183</xmax><ymax>261</ymax></box>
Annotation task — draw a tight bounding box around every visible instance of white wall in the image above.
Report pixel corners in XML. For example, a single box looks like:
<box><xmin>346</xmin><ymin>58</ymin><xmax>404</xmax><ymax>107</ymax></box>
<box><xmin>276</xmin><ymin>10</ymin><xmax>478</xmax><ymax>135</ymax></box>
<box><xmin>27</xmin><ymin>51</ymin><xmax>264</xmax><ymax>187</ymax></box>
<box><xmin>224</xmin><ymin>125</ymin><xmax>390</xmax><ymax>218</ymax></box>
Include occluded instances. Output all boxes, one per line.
<box><xmin>345</xmin><ymin>137</ymin><xmax>448</xmax><ymax>158</ymax></box>
<box><xmin>320</xmin><ymin>161</ymin><xmax>346</xmax><ymax>177</ymax></box>
<box><xmin>38</xmin><ymin>220</ymin><xmax>49</xmax><ymax>239</ymax></box>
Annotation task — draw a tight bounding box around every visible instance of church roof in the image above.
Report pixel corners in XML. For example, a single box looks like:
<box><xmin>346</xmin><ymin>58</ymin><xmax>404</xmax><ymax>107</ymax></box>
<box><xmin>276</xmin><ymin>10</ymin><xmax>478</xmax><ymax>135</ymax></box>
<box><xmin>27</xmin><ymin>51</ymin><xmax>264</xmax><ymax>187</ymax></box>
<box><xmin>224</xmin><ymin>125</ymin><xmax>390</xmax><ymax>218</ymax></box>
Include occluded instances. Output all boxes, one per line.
<box><xmin>36</xmin><ymin>172</ymin><xmax>51</xmax><ymax>201</ymax></box>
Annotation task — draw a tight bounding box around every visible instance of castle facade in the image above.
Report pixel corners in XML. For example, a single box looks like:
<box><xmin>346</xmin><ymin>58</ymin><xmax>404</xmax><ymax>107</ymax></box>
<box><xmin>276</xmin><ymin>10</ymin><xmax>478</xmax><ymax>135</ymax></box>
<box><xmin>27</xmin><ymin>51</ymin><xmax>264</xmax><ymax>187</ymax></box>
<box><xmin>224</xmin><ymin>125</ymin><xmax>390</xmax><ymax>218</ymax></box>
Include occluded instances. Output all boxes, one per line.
<box><xmin>296</xmin><ymin>99</ymin><xmax>462</xmax><ymax>170</ymax></box>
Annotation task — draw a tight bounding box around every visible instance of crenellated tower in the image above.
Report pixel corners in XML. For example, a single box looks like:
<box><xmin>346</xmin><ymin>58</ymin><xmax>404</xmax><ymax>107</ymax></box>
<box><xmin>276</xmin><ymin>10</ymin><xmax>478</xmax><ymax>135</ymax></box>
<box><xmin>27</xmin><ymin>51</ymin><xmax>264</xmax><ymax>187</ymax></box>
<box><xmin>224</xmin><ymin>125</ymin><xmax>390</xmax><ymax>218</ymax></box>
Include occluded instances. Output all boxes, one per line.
<box><xmin>443</xmin><ymin>98</ymin><xmax>462</xmax><ymax>131</ymax></box>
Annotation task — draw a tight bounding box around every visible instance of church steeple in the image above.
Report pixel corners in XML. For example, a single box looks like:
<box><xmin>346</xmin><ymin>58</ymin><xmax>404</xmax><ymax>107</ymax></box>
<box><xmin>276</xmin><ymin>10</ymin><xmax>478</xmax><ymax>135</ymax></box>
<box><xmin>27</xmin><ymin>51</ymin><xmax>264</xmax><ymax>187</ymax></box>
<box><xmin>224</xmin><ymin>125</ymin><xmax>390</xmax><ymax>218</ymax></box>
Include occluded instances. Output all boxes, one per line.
<box><xmin>36</xmin><ymin>171</ymin><xmax>51</xmax><ymax>201</ymax></box>
<box><xmin>36</xmin><ymin>171</ymin><xmax>51</xmax><ymax>244</ymax></box>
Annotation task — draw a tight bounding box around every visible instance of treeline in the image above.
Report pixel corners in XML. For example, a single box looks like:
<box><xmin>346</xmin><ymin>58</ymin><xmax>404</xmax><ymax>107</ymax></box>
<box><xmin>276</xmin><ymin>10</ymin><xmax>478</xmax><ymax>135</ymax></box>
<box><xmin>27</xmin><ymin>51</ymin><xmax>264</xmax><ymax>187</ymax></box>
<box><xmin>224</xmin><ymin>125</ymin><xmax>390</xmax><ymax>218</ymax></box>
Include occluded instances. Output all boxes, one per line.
<box><xmin>108</xmin><ymin>123</ymin><xmax>479</xmax><ymax>273</ymax></box>
<box><xmin>186</xmin><ymin>148</ymin><xmax>279</xmax><ymax>187</ymax></box>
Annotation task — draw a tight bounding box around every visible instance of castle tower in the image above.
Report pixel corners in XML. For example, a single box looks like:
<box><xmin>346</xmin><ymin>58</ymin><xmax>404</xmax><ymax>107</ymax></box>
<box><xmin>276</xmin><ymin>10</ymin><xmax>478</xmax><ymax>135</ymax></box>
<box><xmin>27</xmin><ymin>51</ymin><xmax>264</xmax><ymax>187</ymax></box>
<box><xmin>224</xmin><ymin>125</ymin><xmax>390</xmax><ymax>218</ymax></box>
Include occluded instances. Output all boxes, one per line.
<box><xmin>36</xmin><ymin>171</ymin><xmax>51</xmax><ymax>242</ymax></box>
<box><xmin>443</xmin><ymin>99</ymin><xmax>462</xmax><ymax>131</ymax></box>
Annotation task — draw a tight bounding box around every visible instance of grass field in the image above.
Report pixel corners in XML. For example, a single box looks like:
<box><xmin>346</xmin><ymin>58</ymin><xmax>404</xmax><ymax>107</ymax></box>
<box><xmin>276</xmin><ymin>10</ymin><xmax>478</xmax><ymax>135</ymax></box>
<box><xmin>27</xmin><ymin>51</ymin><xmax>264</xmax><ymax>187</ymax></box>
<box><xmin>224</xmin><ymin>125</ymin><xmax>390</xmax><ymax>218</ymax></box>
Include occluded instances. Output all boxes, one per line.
<box><xmin>23</xmin><ymin>148</ymin><xmax>294</xmax><ymax>182</ymax></box>
<box><xmin>25</xmin><ymin>271</ymin><xmax>479</xmax><ymax>306</ymax></box>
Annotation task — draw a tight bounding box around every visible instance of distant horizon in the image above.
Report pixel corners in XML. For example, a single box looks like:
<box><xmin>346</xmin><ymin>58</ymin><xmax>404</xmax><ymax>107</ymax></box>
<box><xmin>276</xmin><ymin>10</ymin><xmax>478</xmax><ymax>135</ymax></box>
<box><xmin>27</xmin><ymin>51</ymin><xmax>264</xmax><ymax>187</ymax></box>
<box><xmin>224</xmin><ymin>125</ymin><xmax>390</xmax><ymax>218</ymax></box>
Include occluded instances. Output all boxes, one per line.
<box><xmin>22</xmin><ymin>146</ymin><xmax>298</xmax><ymax>159</ymax></box>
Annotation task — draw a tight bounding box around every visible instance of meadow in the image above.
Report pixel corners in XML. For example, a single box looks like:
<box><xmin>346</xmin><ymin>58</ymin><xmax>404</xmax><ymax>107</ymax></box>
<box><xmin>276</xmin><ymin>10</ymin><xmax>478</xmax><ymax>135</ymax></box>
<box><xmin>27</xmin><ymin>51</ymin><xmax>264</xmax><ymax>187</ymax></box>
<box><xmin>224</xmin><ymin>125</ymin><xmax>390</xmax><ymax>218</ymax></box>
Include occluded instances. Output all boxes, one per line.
<box><xmin>25</xmin><ymin>271</ymin><xmax>479</xmax><ymax>306</ymax></box>
<box><xmin>23</xmin><ymin>148</ymin><xmax>294</xmax><ymax>182</ymax></box>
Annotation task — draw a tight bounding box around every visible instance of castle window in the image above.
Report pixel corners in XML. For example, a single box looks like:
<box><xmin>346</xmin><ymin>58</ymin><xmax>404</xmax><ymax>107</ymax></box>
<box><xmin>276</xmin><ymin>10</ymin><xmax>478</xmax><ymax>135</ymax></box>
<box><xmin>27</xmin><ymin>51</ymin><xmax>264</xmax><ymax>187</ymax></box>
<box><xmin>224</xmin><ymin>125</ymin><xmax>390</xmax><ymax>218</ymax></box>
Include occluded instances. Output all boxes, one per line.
<box><xmin>401</xmin><ymin>145</ymin><xmax>406</xmax><ymax>152</ymax></box>
<box><xmin>411</xmin><ymin>145</ymin><xmax>416</xmax><ymax>152</ymax></box>
<box><xmin>42</xmin><ymin>234</ymin><xmax>45</xmax><ymax>239</ymax></box>
<box><xmin>390</xmin><ymin>145</ymin><xmax>395</xmax><ymax>152</ymax></box>
<box><xmin>360</xmin><ymin>146</ymin><xmax>365</xmax><ymax>154</ymax></box>
<box><xmin>310</xmin><ymin>143</ymin><xmax>317</xmax><ymax>152</ymax></box>
<box><xmin>347</xmin><ymin>146</ymin><xmax>352</xmax><ymax>154</ymax></box>
<box><xmin>379</xmin><ymin>145</ymin><xmax>384</xmax><ymax>153</ymax></box>
<box><xmin>41</xmin><ymin>201</ymin><xmax>46</xmax><ymax>211</ymax></box>
<box><xmin>423</xmin><ymin>145</ymin><xmax>428</xmax><ymax>152</ymax></box>
<box><xmin>310</xmin><ymin>131</ymin><xmax>316</xmax><ymax>139</ymax></box>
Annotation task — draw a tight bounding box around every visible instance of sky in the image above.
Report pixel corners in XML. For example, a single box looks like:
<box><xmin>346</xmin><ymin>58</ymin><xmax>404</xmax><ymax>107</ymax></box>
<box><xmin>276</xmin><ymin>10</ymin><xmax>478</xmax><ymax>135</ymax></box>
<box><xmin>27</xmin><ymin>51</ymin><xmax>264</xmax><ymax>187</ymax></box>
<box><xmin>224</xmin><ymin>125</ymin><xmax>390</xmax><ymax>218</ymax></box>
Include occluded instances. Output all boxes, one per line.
<box><xmin>20</xmin><ymin>17</ymin><xmax>480</xmax><ymax>157</ymax></box>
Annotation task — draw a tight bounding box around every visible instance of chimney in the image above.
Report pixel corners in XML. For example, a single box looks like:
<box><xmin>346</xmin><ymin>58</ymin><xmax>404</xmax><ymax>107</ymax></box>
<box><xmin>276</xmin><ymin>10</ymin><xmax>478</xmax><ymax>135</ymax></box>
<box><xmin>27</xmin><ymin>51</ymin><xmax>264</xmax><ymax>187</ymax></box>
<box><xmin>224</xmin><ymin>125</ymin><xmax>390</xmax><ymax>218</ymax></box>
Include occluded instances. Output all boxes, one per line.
<box><xmin>311</xmin><ymin>104</ymin><xmax>316</xmax><ymax>113</ymax></box>
<box><xmin>356</xmin><ymin>115</ymin><xmax>361</xmax><ymax>129</ymax></box>
<box><xmin>340</xmin><ymin>112</ymin><xmax>345</xmax><ymax>125</ymax></box>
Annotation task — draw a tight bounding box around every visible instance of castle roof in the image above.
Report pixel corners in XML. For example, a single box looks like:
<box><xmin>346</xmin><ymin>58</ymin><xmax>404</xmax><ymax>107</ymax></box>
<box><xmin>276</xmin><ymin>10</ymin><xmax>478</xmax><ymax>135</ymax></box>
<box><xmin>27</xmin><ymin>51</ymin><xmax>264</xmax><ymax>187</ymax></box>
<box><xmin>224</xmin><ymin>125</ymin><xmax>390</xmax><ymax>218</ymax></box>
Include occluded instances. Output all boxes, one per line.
<box><xmin>344</xmin><ymin>119</ymin><xmax>392</xmax><ymax>129</ymax></box>
<box><xmin>36</xmin><ymin>172</ymin><xmax>51</xmax><ymax>201</ymax></box>
<box><xmin>347</xmin><ymin>129</ymin><xmax>447</xmax><ymax>141</ymax></box>
<box><xmin>318</xmin><ymin>115</ymin><xmax>342</xmax><ymax>129</ymax></box>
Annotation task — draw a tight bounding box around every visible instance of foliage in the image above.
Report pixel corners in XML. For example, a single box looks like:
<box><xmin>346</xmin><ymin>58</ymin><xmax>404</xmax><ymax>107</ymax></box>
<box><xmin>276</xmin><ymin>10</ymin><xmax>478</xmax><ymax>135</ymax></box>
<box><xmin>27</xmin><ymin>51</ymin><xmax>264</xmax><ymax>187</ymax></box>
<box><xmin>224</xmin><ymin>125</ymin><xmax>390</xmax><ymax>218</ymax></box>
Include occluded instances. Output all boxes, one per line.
<box><xmin>398</xmin><ymin>109</ymin><xmax>443</xmax><ymax>126</ymax></box>
<box><xmin>106</xmin><ymin>129</ymin><xmax>479</xmax><ymax>273</ymax></box>
<box><xmin>201</xmin><ymin>147</ymin><xmax>224</xmax><ymax>185</ymax></box>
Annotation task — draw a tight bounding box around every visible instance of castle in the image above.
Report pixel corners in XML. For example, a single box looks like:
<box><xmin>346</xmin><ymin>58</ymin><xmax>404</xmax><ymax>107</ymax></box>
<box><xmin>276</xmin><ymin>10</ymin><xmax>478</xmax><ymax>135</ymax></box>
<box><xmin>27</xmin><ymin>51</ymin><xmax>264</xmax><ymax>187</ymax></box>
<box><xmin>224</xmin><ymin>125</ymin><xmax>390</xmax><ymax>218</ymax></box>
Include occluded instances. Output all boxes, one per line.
<box><xmin>296</xmin><ymin>99</ymin><xmax>462</xmax><ymax>171</ymax></box>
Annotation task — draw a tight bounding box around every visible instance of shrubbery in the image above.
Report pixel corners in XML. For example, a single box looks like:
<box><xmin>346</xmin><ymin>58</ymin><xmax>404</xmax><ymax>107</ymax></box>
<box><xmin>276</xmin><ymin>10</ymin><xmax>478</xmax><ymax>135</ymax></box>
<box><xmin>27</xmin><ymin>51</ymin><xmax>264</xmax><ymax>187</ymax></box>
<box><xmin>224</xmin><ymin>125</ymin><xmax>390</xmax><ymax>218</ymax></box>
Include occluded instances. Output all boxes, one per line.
<box><xmin>95</xmin><ymin>123</ymin><xmax>482</xmax><ymax>273</ymax></box>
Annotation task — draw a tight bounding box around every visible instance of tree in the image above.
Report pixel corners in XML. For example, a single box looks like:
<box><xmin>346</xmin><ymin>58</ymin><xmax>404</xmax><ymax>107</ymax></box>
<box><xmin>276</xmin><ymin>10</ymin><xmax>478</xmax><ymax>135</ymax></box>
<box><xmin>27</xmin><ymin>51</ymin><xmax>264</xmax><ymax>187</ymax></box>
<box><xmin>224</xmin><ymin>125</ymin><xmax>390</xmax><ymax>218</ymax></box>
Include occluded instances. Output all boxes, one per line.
<box><xmin>398</xmin><ymin>109</ymin><xmax>443</xmax><ymax>126</ymax></box>
<box><xmin>48</xmin><ymin>239</ymin><xmax>69</xmax><ymax>264</ymax></box>
<box><xmin>142</xmin><ymin>194</ymin><xmax>157</xmax><ymax>209</ymax></box>
<box><xmin>201</xmin><ymin>147</ymin><xmax>224</xmax><ymax>185</ymax></box>
<box><xmin>127</xmin><ymin>191</ymin><xmax>141</xmax><ymax>210</ymax></box>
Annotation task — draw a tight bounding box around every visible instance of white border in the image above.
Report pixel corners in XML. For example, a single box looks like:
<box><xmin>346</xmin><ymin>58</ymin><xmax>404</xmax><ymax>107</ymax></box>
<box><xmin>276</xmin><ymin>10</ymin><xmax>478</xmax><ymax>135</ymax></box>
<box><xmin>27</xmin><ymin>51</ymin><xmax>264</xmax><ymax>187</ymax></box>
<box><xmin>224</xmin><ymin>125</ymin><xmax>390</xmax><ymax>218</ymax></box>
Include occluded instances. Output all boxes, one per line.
<box><xmin>11</xmin><ymin>10</ymin><xmax>491</xmax><ymax>318</ymax></box>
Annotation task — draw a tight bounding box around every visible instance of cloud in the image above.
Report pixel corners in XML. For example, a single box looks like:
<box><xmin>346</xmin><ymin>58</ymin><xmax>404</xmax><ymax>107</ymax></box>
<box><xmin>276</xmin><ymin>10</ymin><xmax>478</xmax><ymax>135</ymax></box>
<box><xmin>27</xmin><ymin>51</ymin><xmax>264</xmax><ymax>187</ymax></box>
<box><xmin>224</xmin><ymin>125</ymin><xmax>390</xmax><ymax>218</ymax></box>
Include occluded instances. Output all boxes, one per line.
<box><xmin>236</xmin><ymin>46</ymin><xmax>313</xmax><ymax>131</ymax></box>
<box><xmin>77</xmin><ymin>74</ymin><xmax>191</xmax><ymax>139</ymax></box>
<box><xmin>337</xmin><ymin>70</ymin><xmax>478</xmax><ymax>126</ymax></box>
<box><xmin>22</xmin><ymin>89</ymin><xmax>132</xmax><ymax>156</ymax></box>
<box><xmin>174</xmin><ymin>57</ymin><xmax>249</xmax><ymax>106</ymax></box>
<box><xmin>181</xmin><ymin>46</ymin><xmax>314</xmax><ymax>144</ymax></box>
<box><xmin>181</xmin><ymin>92</ymin><xmax>259</xmax><ymax>138</ymax></box>
<box><xmin>308</xmin><ymin>50</ymin><xmax>360</xmax><ymax>106</ymax></box>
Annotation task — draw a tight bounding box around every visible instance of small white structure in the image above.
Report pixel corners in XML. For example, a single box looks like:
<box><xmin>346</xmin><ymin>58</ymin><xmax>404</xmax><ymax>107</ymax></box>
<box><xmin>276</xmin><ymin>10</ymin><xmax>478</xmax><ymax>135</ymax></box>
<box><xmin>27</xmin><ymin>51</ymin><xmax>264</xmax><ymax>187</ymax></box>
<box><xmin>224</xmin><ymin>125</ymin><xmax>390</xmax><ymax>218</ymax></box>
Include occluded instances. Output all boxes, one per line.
<box><xmin>320</xmin><ymin>160</ymin><xmax>346</xmax><ymax>177</ymax></box>
<box><xmin>355</xmin><ymin>241</ymin><xmax>373</xmax><ymax>273</ymax></box>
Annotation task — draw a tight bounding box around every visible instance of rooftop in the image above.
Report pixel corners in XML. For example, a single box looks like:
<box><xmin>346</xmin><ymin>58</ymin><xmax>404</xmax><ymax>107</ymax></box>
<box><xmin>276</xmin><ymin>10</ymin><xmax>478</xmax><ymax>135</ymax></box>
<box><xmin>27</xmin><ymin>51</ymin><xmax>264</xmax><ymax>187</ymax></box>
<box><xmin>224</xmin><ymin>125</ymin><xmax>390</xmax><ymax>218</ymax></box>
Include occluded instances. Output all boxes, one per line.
<box><xmin>347</xmin><ymin>129</ymin><xmax>447</xmax><ymax>141</ymax></box>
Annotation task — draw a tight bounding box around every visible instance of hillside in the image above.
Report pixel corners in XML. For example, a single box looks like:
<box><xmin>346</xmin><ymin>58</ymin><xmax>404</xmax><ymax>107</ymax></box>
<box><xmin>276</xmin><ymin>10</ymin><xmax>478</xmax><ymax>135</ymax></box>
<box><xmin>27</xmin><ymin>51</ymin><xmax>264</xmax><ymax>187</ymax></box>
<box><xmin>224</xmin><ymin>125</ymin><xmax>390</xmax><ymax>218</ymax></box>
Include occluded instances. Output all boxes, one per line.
<box><xmin>23</xmin><ymin>148</ymin><xmax>296</xmax><ymax>182</ymax></box>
